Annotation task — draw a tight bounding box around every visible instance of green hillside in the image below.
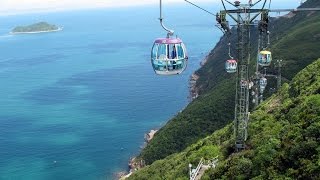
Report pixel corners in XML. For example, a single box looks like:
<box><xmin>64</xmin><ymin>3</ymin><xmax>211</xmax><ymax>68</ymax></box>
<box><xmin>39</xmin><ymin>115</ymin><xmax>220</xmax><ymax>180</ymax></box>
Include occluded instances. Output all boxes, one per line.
<box><xmin>138</xmin><ymin>0</ymin><xmax>320</xmax><ymax>166</ymax></box>
<box><xmin>270</xmin><ymin>10</ymin><xmax>320</xmax><ymax>79</ymax></box>
<box><xmin>129</xmin><ymin>58</ymin><xmax>320</xmax><ymax>179</ymax></box>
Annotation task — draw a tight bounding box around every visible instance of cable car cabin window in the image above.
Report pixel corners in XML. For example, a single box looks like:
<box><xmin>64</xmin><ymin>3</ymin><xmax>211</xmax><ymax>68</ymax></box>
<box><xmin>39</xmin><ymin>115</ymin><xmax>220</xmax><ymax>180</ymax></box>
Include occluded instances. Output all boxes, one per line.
<box><xmin>172</xmin><ymin>60</ymin><xmax>177</xmax><ymax>70</ymax></box>
<box><xmin>176</xmin><ymin>44</ymin><xmax>184</xmax><ymax>59</ymax></box>
<box><xmin>267</xmin><ymin>54</ymin><xmax>272</xmax><ymax>61</ymax></box>
<box><xmin>177</xmin><ymin>59</ymin><xmax>184</xmax><ymax>70</ymax></box>
<box><xmin>167</xmin><ymin>60</ymin><xmax>178</xmax><ymax>70</ymax></box>
<box><xmin>158</xmin><ymin>60</ymin><xmax>167</xmax><ymax>71</ymax></box>
<box><xmin>152</xmin><ymin>44</ymin><xmax>158</xmax><ymax>60</ymax></box>
<box><xmin>157</xmin><ymin>44</ymin><xmax>167</xmax><ymax>60</ymax></box>
<box><xmin>166</xmin><ymin>60</ymin><xmax>171</xmax><ymax>70</ymax></box>
<box><xmin>152</xmin><ymin>60</ymin><xmax>158</xmax><ymax>69</ymax></box>
<box><xmin>153</xmin><ymin>60</ymin><xmax>160</xmax><ymax>71</ymax></box>
<box><xmin>165</xmin><ymin>44</ymin><xmax>177</xmax><ymax>59</ymax></box>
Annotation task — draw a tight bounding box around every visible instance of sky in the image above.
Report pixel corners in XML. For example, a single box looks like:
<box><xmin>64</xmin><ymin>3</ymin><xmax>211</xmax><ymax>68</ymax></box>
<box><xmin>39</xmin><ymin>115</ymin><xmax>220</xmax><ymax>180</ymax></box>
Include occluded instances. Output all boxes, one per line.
<box><xmin>0</xmin><ymin>0</ymin><xmax>301</xmax><ymax>16</ymax></box>
<box><xmin>1</xmin><ymin>0</ymin><xmax>213</xmax><ymax>16</ymax></box>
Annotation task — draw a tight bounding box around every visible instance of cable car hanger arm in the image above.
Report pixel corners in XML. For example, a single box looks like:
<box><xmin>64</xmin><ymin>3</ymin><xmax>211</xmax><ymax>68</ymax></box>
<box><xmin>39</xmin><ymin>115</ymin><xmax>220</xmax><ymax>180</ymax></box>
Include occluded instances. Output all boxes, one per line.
<box><xmin>159</xmin><ymin>0</ymin><xmax>174</xmax><ymax>37</ymax></box>
<box><xmin>160</xmin><ymin>19</ymin><xmax>174</xmax><ymax>37</ymax></box>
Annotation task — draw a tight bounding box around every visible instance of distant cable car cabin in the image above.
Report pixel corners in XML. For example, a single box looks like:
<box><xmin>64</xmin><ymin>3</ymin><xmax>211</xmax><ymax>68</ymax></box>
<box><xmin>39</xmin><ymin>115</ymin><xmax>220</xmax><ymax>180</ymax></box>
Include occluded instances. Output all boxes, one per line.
<box><xmin>258</xmin><ymin>50</ymin><xmax>272</xmax><ymax>66</ymax></box>
<box><xmin>151</xmin><ymin>38</ymin><xmax>188</xmax><ymax>75</ymax></box>
<box><xmin>234</xmin><ymin>1</ymin><xmax>241</xmax><ymax>6</ymax></box>
<box><xmin>259</xmin><ymin>77</ymin><xmax>267</xmax><ymax>93</ymax></box>
<box><xmin>225</xmin><ymin>59</ymin><xmax>237</xmax><ymax>73</ymax></box>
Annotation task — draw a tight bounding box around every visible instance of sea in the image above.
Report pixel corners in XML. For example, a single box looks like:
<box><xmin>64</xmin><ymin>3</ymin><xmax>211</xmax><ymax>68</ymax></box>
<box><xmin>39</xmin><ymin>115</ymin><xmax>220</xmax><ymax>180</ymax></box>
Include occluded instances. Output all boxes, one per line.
<box><xmin>0</xmin><ymin>1</ymin><xmax>299</xmax><ymax>180</ymax></box>
<box><xmin>0</xmin><ymin>3</ymin><xmax>221</xmax><ymax>180</ymax></box>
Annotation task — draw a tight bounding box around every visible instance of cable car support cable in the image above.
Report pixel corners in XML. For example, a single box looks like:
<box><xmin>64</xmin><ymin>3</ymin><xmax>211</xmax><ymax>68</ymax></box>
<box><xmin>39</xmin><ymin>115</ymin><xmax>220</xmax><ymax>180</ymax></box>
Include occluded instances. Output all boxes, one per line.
<box><xmin>159</xmin><ymin>0</ymin><xmax>174</xmax><ymax>37</ymax></box>
<box><xmin>184</xmin><ymin>0</ymin><xmax>217</xmax><ymax>16</ymax></box>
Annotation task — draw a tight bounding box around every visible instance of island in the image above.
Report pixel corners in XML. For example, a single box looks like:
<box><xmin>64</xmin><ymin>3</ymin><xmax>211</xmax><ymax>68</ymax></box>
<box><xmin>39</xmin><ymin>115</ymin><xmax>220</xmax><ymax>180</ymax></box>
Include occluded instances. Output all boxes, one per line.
<box><xmin>11</xmin><ymin>22</ymin><xmax>62</xmax><ymax>34</ymax></box>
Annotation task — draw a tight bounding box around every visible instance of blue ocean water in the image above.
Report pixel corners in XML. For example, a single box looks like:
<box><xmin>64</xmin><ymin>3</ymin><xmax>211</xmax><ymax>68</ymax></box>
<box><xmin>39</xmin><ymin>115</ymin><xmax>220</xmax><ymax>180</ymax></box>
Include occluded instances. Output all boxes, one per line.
<box><xmin>0</xmin><ymin>4</ymin><xmax>220</xmax><ymax>180</ymax></box>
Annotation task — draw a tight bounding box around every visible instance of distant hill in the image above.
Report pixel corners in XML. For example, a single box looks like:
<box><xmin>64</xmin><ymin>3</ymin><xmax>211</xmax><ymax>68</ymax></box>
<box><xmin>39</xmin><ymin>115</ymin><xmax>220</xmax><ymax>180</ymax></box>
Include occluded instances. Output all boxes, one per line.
<box><xmin>11</xmin><ymin>22</ymin><xmax>61</xmax><ymax>34</ymax></box>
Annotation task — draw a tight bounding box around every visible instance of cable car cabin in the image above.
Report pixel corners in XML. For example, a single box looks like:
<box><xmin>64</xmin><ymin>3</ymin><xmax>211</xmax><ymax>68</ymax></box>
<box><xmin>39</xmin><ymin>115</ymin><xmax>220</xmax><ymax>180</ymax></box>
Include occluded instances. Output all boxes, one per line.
<box><xmin>225</xmin><ymin>59</ymin><xmax>237</xmax><ymax>73</ymax></box>
<box><xmin>259</xmin><ymin>77</ymin><xmax>267</xmax><ymax>93</ymax></box>
<box><xmin>258</xmin><ymin>50</ymin><xmax>272</xmax><ymax>66</ymax></box>
<box><xmin>151</xmin><ymin>38</ymin><xmax>188</xmax><ymax>75</ymax></box>
<box><xmin>234</xmin><ymin>1</ymin><xmax>240</xmax><ymax>6</ymax></box>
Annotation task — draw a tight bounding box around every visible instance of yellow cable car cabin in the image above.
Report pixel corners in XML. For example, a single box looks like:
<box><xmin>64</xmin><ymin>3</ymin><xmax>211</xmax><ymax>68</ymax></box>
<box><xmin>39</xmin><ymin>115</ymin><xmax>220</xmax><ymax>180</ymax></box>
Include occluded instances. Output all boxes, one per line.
<box><xmin>258</xmin><ymin>50</ymin><xmax>272</xmax><ymax>66</ymax></box>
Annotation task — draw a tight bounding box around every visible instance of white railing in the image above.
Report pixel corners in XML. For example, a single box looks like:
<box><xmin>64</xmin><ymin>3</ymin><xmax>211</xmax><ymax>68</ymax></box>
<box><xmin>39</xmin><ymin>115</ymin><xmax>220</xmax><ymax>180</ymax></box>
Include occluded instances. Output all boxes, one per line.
<box><xmin>189</xmin><ymin>158</ymin><xmax>204</xmax><ymax>180</ymax></box>
<box><xmin>189</xmin><ymin>156</ymin><xmax>219</xmax><ymax>180</ymax></box>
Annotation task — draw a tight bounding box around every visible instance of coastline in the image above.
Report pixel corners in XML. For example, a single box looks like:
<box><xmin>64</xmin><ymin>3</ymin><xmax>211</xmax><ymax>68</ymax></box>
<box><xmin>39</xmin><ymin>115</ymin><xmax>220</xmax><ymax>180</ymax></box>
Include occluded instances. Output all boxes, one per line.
<box><xmin>117</xmin><ymin>129</ymin><xmax>158</xmax><ymax>180</ymax></box>
<box><xmin>10</xmin><ymin>27</ymin><xmax>63</xmax><ymax>35</ymax></box>
<box><xmin>189</xmin><ymin>53</ymin><xmax>210</xmax><ymax>102</ymax></box>
<box><xmin>118</xmin><ymin>54</ymin><xmax>209</xmax><ymax>180</ymax></box>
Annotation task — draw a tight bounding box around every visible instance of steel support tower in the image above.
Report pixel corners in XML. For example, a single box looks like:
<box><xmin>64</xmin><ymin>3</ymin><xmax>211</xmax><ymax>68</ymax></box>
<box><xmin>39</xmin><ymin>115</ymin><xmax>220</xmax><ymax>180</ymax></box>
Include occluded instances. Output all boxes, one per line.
<box><xmin>234</xmin><ymin>14</ymin><xmax>251</xmax><ymax>150</ymax></box>
<box><xmin>185</xmin><ymin>0</ymin><xmax>320</xmax><ymax>152</ymax></box>
<box><xmin>220</xmin><ymin>0</ymin><xmax>268</xmax><ymax>151</ymax></box>
<box><xmin>217</xmin><ymin>0</ymin><xmax>320</xmax><ymax>151</ymax></box>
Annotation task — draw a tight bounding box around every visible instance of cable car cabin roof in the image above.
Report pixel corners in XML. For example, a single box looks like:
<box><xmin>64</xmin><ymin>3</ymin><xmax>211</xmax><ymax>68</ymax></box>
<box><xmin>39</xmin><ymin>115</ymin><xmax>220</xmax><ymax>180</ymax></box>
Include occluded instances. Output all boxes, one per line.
<box><xmin>154</xmin><ymin>38</ymin><xmax>183</xmax><ymax>44</ymax></box>
<box><xmin>227</xmin><ymin>59</ymin><xmax>237</xmax><ymax>63</ymax></box>
<box><xmin>259</xmin><ymin>50</ymin><xmax>272</xmax><ymax>55</ymax></box>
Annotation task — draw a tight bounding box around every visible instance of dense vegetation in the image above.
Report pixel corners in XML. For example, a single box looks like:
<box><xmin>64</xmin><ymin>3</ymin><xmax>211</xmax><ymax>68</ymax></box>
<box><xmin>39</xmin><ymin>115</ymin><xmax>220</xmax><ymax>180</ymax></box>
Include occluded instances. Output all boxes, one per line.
<box><xmin>138</xmin><ymin>0</ymin><xmax>320</xmax><ymax>166</ymax></box>
<box><xmin>270</xmin><ymin>0</ymin><xmax>320</xmax><ymax>79</ymax></box>
<box><xmin>12</xmin><ymin>22</ymin><xmax>59</xmax><ymax>33</ymax></box>
<box><xmin>129</xmin><ymin>58</ymin><xmax>320</xmax><ymax>179</ymax></box>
